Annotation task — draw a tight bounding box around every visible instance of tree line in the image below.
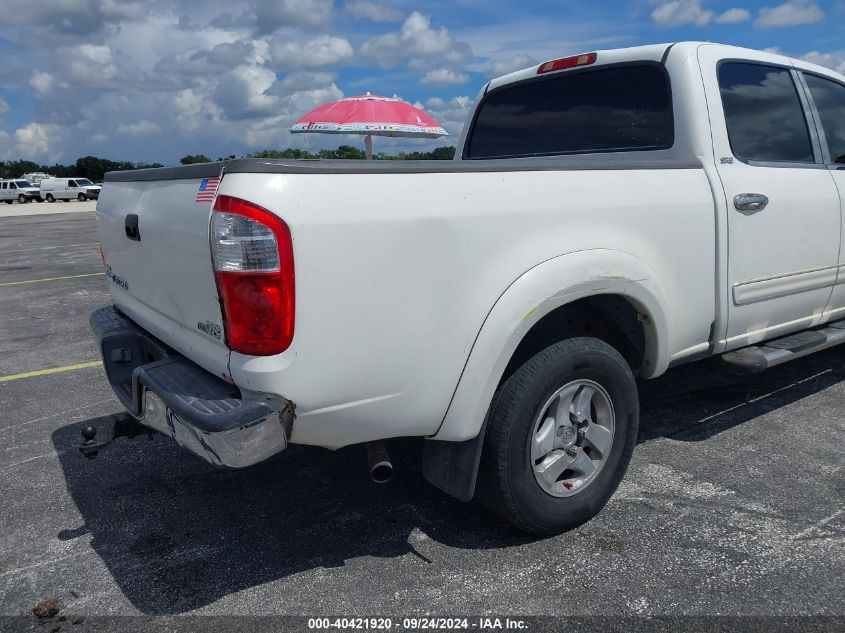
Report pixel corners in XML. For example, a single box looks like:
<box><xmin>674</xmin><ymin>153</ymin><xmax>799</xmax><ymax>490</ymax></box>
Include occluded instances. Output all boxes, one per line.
<box><xmin>0</xmin><ymin>145</ymin><xmax>457</xmax><ymax>182</ymax></box>
<box><xmin>182</xmin><ymin>145</ymin><xmax>456</xmax><ymax>163</ymax></box>
<box><xmin>0</xmin><ymin>156</ymin><xmax>164</xmax><ymax>182</ymax></box>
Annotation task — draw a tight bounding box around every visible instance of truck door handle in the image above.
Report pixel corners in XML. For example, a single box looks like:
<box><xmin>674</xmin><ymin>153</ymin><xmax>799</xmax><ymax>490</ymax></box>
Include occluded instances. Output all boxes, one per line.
<box><xmin>734</xmin><ymin>193</ymin><xmax>769</xmax><ymax>212</ymax></box>
<box><xmin>124</xmin><ymin>214</ymin><xmax>140</xmax><ymax>241</ymax></box>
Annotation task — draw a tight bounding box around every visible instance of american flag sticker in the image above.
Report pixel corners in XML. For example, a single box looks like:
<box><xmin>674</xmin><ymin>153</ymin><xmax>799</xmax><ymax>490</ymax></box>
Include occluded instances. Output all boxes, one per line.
<box><xmin>195</xmin><ymin>177</ymin><xmax>220</xmax><ymax>202</ymax></box>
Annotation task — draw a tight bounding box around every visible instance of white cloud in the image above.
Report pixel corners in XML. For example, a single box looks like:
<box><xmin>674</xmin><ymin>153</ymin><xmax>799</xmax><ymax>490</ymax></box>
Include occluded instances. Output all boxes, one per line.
<box><xmin>419</xmin><ymin>68</ymin><xmax>469</xmax><ymax>86</ymax></box>
<box><xmin>360</xmin><ymin>11</ymin><xmax>472</xmax><ymax>69</ymax></box>
<box><xmin>801</xmin><ymin>51</ymin><xmax>845</xmax><ymax>74</ymax></box>
<box><xmin>715</xmin><ymin>7</ymin><xmax>752</xmax><ymax>23</ymax></box>
<box><xmin>213</xmin><ymin>65</ymin><xmax>280</xmax><ymax>119</ymax></box>
<box><xmin>279</xmin><ymin>71</ymin><xmax>337</xmax><ymax>91</ymax></box>
<box><xmin>270</xmin><ymin>35</ymin><xmax>354</xmax><ymax>68</ymax></box>
<box><xmin>100</xmin><ymin>0</ymin><xmax>147</xmax><ymax>20</ymax></box>
<box><xmin>420</xmin><ymin>95</ymin><xmax>473</xmax><ymax>137</ymax></box>
<box><xmin>69</xmin><ymin>44</ymin><xmax>118</xmax><ymax>82</ymax></box>
<box><xmin>29</xmin><ymin>71</ymin><xmax>54</xmax><ymax>95</ymax></box>
<box><xmin>755</xmin><ymin>0</ymin><xmax>824</xmax><ymax>27</ymax></box>
<box><xmin>345</xmin><ymin>1</ymin><xmax>404</xmax><ymax>22</ymax></box>
<box><xmin>0</xmin><ymin>98</ymin><xmax>9</xmax><ymax>115</ymax></box>
<box><xmin>486</xmin><ymin>53</ymin><xmax>537</xmax><ymax>77</ymax></box>
<box><xmin>245</xmin><ymin>83</ymin><xmax>344</xmax><ymax>147</ymax></box>
<box><xmin>651</xmin><ymin>0</ymin><xmax>713</xmax><ymax>26</ymax></box>
<box><xmin>15</xmin><ymin>123</ymin><xmax>57</xmax><ymax>159</ymax></box>
<box><xmin>0</xmin><ymin>0</ymin><xmax>149</xmax><ymax>35</ymax></box>
<box><xmin>109</xmin><ymin>13</ymin><xmax>249</xmax><ymax>73</ymax></box>
<box><xmin>250</xmin><ymin>0</ymin><xmax>334</xmax><ymax>34</ymax></box>
<box><xmin>0</xmin><ymin>129</ymin><xmax>12</xmax><ymax>160</ymax></box>
<box><xmin>117</xmin><ymin>120</ymin><xmax>161</xmax><ymax>135</ymax></box>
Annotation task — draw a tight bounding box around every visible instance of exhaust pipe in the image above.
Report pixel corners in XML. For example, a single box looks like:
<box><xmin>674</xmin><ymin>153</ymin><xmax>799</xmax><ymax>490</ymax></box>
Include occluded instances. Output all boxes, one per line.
<box><xmin>366</xmin><ymin>441</ymin><xmax>393</xmax><ymax>483</ymax></box>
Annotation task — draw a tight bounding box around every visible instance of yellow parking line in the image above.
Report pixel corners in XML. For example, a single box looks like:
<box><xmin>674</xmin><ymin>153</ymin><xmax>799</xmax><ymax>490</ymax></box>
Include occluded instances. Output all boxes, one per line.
<box><xmin>0</xmin><ymin>272</ymin><xmax>104</xmax><ymax>287</ymax></box>
<box><xmin>0</xmin><ymin>361</ymin><xmax>103</xmax><ymax>383</ymax></box>
<box><xmin>4</xmin><ymin>243</ymin><xmax>99</xmax><ymax>253</ymax></box>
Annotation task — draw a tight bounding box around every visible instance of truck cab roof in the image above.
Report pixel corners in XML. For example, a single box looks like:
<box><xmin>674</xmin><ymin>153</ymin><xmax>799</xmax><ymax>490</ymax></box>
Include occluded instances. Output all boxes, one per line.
<box><xmin>487</xmin><ymin>41</ymin><xmax>845</xmax><ymax>93</ymax></box>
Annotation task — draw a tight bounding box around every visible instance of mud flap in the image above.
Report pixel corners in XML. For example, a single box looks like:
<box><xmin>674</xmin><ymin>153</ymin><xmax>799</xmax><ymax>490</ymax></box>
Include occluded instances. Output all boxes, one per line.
<box><xmin>422</xmin><ymin>421</ymin><xmax>488</xmax><ymax>502</ymax></box>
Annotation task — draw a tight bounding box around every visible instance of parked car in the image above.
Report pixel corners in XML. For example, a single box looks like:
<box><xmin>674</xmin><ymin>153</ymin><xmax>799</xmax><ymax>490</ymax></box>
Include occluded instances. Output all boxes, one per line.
<box><xmin>40</xmin><ymin>177</ymin><xmax>102</xmax><ymax>202</ymax></box>
<box><xmin>87</xmin><ymin>42</ymin><xmax>845</xmax><ymax>534</ymax></box>
<box><xmin>0</xmin><ymin>179</ymin><xmax>42</xmax><ymax>203</ymax></box>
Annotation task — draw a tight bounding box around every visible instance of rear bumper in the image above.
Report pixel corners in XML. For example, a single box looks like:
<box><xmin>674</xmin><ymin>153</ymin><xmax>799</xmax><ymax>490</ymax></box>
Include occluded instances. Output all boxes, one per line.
<box><xmin>90</xmin><ymin>305</ymin><xmax>292</xmax><ymax>467</ymax></box>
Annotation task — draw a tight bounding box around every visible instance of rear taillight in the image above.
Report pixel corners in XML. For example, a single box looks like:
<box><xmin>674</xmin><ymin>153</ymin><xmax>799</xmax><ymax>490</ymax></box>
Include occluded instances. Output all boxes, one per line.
<box><xmin>211</xmin><ymin>195</ymin><xmax>295</xmax><ymax>355</ymax></box>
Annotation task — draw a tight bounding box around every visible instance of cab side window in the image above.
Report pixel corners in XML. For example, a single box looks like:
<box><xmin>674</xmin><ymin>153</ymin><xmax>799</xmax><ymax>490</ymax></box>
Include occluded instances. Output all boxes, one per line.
<box><xmin>803</xmin><ymin>74</ymin><xmax>845</xmax><ymax>164</ymax></box>
<box><xmin>68</xmin><ymin>180</ymin><xmax>77</xmax><ymax>187</ymax></box>
<box><xmin>718</xmin><ymin>62</ymin><xmax>814</xmax><ymax>163</ymax></box>
<box><xmin>10</xmin><ymin>182</ymin><xmax>16</xmax><ymax>189</ymax></box>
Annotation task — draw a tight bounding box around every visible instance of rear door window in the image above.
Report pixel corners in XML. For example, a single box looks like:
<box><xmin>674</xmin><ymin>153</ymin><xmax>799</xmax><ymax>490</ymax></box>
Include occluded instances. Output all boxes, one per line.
<box><xmin>718</xmin><ymin>62</ymin><xmax>814</xmax><ymax>163</ymax></box>
<box><xmin>464</xmin><ymin>64</ymin><xmax>674</xmax><ymax>159</ymax></box>
<box><xmin>803</xmin><ymin>74</ymin><xmax>845</xmax><ymax>164</ymax></box>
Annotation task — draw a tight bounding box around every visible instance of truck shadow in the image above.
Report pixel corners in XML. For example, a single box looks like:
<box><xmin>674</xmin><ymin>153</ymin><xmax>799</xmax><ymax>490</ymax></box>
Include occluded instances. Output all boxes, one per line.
<box><xmin>51</xmin><ymin>347</ymin><xmax>843</xmax><ymax>614</ymax></box>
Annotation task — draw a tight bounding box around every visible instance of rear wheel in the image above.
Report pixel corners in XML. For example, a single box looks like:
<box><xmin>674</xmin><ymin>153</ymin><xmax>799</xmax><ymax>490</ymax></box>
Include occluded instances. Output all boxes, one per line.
<box><xmin>18</xmin><ymin>194</ymin><xmax>27</xmax><ymax>204</ymax></box>
<box><xmin>46</xmin><ymin>194</ymin><xmax>55</xmax><ymax>203</ymax></box>
<box><xmin>477</xmin><ymin>337</ymin><xmax>639</xmax><ymax>535</ymax></box>
<box><xmin>77</xmin><ymin>193</ymin><xmax>87</xmax><ymax>201</ymax></box>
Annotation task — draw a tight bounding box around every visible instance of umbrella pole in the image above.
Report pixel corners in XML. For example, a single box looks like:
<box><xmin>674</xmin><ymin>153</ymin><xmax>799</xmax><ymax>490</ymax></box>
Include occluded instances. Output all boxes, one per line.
<box><xmin>364</xmin><ymin>134</ymin><xmax>373</xmax><ymax>160</ymax></box>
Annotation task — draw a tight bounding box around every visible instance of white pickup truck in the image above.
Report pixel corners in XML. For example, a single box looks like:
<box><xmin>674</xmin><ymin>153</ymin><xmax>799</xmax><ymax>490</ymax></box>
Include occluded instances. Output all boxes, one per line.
<box><xmin>87</xmin><ymin>42</ymin><xmax>845</xmax><ymax>535</ymax></box>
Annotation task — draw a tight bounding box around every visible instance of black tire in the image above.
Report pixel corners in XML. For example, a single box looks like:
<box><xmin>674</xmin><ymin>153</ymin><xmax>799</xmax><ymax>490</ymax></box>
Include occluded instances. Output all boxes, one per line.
<box><xmin>18</xmin><ymin>194</ymin><xmax>27</xmax><ymax>204</ymax></box>
<box><xmin>78</xmin><ymin>193</ymin><xmax>87</xmax><ymax>201</ymax></box>
<box><xmin>4</xmin><ymin>200</ymin><xmax>11</xmax><ymax>204</ymax></box>
<box><xmin>46</xmin><ymin>194</ymin><xmax>55</xmax><ymax>203</ymax></box>
<box><xmin>477</xmin><ymin>337</ymin><xmax>639</xmax><ymax>535</ymax></box>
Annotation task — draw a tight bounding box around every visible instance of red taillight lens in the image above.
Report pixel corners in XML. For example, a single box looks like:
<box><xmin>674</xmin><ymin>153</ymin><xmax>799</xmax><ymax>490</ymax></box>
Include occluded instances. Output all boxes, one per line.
<box><xmin>211</xmin><ymin>195</ymin><xmax>295</xmax><ymax>356</ymax></box>
<box><xmin>537</xmin><ymin>52</ymin><xmax>597</xmax><ymax>74</ymax></box>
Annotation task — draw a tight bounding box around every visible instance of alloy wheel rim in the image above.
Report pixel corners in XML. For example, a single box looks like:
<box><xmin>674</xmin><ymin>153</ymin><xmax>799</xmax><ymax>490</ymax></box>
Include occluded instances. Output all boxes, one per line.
<box><xmin>529</xmin><ymin>379</ymin><xmax>615</xmax><ymax>498</ymax></box>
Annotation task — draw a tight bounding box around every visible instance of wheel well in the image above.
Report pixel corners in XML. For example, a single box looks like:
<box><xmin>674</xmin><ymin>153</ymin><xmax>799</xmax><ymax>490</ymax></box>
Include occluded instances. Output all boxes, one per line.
<box><xmin>502</xmin><ymin>295</ymin><xmax>648</xmax><ymax>381</ymax></box>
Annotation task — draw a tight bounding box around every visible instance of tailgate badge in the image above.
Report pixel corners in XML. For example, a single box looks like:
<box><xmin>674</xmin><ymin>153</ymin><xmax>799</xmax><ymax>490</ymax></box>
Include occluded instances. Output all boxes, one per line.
<box><xmin>197</xmin><ymin>320</ymin><xmax>222</xmax><ymax>339</ymax></box>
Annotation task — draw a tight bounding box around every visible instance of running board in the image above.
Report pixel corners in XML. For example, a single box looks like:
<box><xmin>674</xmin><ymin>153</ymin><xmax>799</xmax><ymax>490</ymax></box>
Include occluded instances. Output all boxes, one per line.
<box><xmin>721</xmin><ymin>320</ymin><xmax>845</xmax><ymax>373</ymax></box>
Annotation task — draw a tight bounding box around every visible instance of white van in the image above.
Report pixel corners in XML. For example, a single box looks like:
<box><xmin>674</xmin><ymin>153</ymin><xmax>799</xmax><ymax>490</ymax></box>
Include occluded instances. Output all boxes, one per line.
<box><xmin>0</xmin><ymin>179</ymin><xmax>42</xmax><ymax>203</ymax></box>
<box><xmin>40</xmin><ymin>177</ymin><xmax>102</xmax><ymax>202</ymax></box>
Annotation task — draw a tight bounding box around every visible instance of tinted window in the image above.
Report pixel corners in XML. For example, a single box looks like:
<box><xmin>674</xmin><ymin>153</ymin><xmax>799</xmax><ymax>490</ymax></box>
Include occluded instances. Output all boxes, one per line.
<box><xmin>68</xmin><ymin>180</ymin><xmax>77</xmax><ymax>187</ymax></box>
<box><xmin>803</xmin><ymin>74</ymin><xmax>845</xmax><ymax>164</ymax></box>
<box><xmin>718</xmin><ymin>63</ymin><xmax>813</xmax><ymax>163</ymax></box>
<box><xmin>465</xmin><ymin>65</ymin><xmax>673</xmax><ymax>159</ymax></box>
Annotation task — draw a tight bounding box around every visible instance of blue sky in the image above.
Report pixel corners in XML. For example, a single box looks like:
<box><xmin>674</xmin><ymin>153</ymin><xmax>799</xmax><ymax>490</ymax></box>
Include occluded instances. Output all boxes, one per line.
<box><xmin>0</xmin><ymin>0</ymin><xmax>842</xmax><ymax>164</ymax></box>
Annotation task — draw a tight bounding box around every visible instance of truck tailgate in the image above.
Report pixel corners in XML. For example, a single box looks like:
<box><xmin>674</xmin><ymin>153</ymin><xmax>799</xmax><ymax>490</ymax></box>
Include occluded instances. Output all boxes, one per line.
<box><xmin>96</xmin><ymin>176</ymin><xmax>231</xmax><ymax>380</ymax></box>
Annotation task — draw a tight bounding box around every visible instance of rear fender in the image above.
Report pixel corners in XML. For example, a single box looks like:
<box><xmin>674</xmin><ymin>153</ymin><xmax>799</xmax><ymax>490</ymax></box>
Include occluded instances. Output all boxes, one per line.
<box><xmin>433</xmin><ymin>249</ymin><xmax>670</xmax><ymax>443</ymax></box>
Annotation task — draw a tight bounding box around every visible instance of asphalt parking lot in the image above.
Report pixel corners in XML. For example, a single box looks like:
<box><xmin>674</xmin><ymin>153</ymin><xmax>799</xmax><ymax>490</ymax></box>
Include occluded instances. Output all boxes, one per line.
<box><xmin>1</xmin><ymin>206</ymin><xmax>843</xmax><ymax>627</ymax></box>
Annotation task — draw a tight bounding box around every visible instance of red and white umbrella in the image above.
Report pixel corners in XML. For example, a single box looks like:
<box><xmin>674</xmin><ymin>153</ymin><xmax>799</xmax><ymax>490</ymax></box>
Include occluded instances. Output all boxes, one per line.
<box><xmin>290</xmin><ymin>93</ymin><xmax>448</xmax><ymax>159</ymax></box>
